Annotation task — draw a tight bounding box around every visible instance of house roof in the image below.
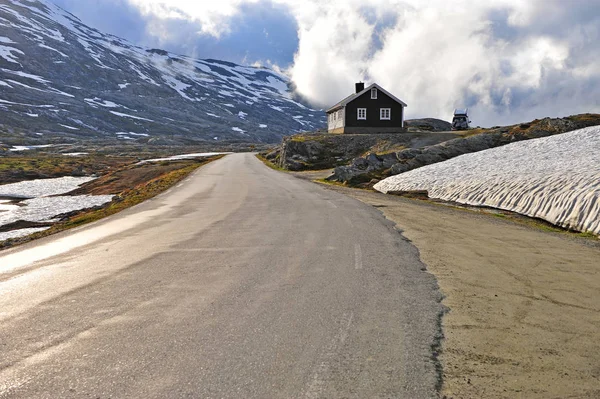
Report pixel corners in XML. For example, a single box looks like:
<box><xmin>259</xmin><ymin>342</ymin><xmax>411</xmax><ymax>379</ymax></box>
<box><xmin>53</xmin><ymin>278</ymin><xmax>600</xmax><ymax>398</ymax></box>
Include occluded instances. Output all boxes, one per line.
<box><xmin>326</xmin><ymin>83</ymin><xmax>408</xmax><ymax>113</ymax></box>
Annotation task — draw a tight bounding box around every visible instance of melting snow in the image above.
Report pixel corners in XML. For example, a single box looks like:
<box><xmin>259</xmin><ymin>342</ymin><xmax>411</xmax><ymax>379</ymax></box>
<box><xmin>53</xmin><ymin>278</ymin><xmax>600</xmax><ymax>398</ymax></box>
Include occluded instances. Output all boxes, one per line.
<box><xmin>0</xmin><ymin>0</ymin><xmax>324</xmax><ymax>139</ymax></box>
<box><xmin>0</xmin><ymin>176</ymin><xmax>96</xmax><ymax>197</ymax></box>
<box><xmin>59</xmin><ymin>124</ymin><xmax>79</xmax><ymax>130</ymax></box>
<box><xmin>1</xmin><ymin>69</ymin><xmax>49</xmax><ymax>83</ymax></box>
<box><xmin>0</xmin><ymin>199</ymin><xmax>17</xmax><ymax>212</ymax></box>
<box><xmin>162</xmin><ymin>75</ymin><xmax>194</xmax><ymax>101</ymax></box>
<box><xmin>4</xmin><ymin>78</ymin><xmax>74</xmax><ymax>98</ymax></box>
<box><xmin>110</xmin><ymin>111</ymin><xmax>154</xmax><ymax>122</ymax></box>
<box><xmin>238</xmin><ymin>111</ymin><xmax>247</xmax><ymax>119</ymax></box>
<box><xmin>128</xmin><ymin>62</ymin><xmax>158</xmax><ymax>85</ymax></box>
<box><xmin>85</xmin><ymin>98</ymin><xmax>121</xmax><ymax>108</ymax></box>
<box><xmin>0</xmin><ymin>98</ymin><xmax>54</xmax><ymax>107</ymax></box>
<box><xmin>116</xmin><ymin>132</ymin><xmax>148</xmax><ymax>137</ymax></box>
<box><xmin>265</xmin><ymin>76</ymin><xmax>288</xmax><ymax>96</ymax></box>
<box><xmin>0</xmin><ymin>227</ymin><xmax>50</xmax><ymax>241</ymax></box>
<box><xmin>231</xmin><ymin>127</ymin><xmax>247</xmax><ymax>135</ymax></box>
<box><xmin>9</xmin><ymin>144</ymin><xmax>55</xmax><ymax>152</ymax></box>
<box><xmin>0</xmin><ymin>45</ymin><xmax>24</xmax><ymax>63</ymax></box>
<box><xmin>0</xmin><ymin>176</ymin><xmax>113</xmax><ymax>239</ymax></box>
<box><xmin>38</xmin><ymin>43</ymin><xmax>68</xmax><ymax>57</ymax></box>
<box><xmin>374</xmin><ymin>126</ymin><xmax>600</xmax><ymax>235</ymax></box>
<box><xmin>0</xmin><ymin>195</ymin><xmax>113</xmax><ymax>227</ymax></box>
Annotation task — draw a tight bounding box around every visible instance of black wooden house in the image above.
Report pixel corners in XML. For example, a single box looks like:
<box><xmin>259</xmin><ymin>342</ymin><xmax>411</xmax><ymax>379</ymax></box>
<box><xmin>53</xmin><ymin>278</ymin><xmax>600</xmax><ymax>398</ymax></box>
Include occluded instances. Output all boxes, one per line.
<box><xmin>326</xmin><ymin>83</ymin><xmax>407</xmax><ymax>133</ymax></box>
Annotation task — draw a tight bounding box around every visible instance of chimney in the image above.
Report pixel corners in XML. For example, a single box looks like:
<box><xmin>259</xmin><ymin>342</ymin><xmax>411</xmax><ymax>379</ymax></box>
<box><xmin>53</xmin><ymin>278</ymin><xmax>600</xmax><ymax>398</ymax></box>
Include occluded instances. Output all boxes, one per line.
<box><xmin>355</xmin><ymin>82</ymin><xmax>365</xmax><ymax>93</ymax></box>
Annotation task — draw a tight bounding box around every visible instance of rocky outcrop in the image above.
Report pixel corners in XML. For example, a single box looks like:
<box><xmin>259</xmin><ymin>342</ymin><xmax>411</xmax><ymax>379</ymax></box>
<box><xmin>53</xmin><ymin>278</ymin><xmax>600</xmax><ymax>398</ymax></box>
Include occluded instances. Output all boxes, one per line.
<box><xmin>328</xmin><ymin>114</ymin><xmax>600</xmax><ymax>185</ymax></box>
<box><xmin>404</xmin><ymin>118</ymin><xmax>452</xmax><ymax>132</ymax></box>
<box><xmin>270</xmin><ymin>132</ymin><xmax>459</xmax><ymax>171</ymax></box>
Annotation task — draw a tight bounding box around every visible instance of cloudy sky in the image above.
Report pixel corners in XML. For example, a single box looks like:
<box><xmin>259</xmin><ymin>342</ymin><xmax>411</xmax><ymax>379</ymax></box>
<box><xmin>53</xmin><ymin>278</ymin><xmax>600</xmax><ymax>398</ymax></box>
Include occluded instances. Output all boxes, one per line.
<box><xmin>52</xmin><ymin>0</ymin><xmax>600</xmax><ymax>126</ymax></box>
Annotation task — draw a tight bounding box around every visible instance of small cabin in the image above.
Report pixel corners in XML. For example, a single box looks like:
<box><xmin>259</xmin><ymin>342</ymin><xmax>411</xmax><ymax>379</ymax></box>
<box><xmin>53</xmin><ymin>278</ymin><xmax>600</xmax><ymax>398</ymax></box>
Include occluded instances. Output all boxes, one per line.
<box><xmin>326</xmin><ymin>83</ymin><xmax>407</xmax><ymax>134</ymax></box>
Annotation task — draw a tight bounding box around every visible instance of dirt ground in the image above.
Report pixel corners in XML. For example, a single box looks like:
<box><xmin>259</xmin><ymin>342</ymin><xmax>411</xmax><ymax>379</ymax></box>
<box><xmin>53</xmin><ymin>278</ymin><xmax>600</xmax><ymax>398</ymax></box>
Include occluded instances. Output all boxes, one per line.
<box><xmin>310</xmin><ymin>177</ymin><xmax>600</xmax><ymax>399</ymax></box>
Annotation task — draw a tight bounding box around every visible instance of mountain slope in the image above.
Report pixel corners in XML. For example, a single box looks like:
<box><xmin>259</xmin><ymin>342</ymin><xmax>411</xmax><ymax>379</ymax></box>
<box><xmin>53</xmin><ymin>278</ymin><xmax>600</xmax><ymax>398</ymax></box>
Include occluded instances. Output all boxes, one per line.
<box><xmin>0</xmin><ymin>0</ymin><xmax>325</xmax><ymax>145</ymax></box>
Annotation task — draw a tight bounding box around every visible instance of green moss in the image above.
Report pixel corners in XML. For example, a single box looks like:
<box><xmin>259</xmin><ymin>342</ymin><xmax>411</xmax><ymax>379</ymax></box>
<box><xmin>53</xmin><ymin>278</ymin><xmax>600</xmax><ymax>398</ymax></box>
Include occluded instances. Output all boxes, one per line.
<box><xmin>575</xmin><ymin>231</ymin><xmax>599</xmax><ymax>239</ymax></box>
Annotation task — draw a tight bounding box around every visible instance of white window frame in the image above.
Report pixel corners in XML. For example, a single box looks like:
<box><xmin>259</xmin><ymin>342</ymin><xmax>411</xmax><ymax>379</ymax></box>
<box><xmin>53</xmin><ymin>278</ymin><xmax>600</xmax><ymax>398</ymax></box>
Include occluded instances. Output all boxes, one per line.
<box><xmin>380</xmin><ymin>108</ymin><xmax>391</xmax><ymax>120</ymax></box>
<box><xmin>371</xmin><ymin>88</ymin><xmax>378</xmax><ymax>99</ymax></box>
<box><xmin>357</xmin><ymin>108</ymin><xmax>367</xmax><ymax>120</ymax></box>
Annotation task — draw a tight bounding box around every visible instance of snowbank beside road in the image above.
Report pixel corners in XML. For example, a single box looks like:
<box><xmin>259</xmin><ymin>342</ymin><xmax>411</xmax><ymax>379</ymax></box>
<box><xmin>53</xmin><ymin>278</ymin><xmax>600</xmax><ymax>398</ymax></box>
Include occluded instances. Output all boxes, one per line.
<box><xmin>374</xmin><ymin>126</ymin><xmax>600</xmax><ymax>235</ymax></box>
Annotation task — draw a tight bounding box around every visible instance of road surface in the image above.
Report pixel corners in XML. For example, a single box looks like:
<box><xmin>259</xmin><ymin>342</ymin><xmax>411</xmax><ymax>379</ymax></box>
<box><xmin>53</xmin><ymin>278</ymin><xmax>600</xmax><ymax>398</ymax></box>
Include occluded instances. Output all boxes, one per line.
<box><xmin>0</xmin><ymin>153</ymin><xmax>441</xmax><ymax>398</ymax></box>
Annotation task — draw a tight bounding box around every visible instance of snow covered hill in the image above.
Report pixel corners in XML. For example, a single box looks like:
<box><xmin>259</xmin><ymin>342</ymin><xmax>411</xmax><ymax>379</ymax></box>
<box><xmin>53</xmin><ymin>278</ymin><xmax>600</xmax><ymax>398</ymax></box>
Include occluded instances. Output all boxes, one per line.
<box><xmin>0</xmin><ymin>0</ymin><xmax>325</xmax><ymax>144</ymax></box>
<box><xmin>374</xmin><ymin>126</ymin><xmax>600</xmax><ymax>236</ymax></box>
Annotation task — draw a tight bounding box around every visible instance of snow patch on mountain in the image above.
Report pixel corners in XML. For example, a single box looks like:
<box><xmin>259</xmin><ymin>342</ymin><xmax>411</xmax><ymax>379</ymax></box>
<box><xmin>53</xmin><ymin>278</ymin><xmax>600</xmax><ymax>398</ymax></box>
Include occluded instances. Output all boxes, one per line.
<box><xmin>0</xmin><ymin>45</ymin><xmax>24</xmax><ymax>63</ymax></box>
<box><xmin>162</xmin><ymin>74</ymin><xmax>194</xmax><ymax>101</ymax></box>
<box><xmin>109</xmin><ymin>111</ymin><xmax>154</xmax><ymax>122</ymax></box>
<box><xmin>85</xmin><ymin>98</ymin><xmax>121</xmax><ymax>108</ymax></box>
<box><xmin>0</xmin><ymin>0</ymin><xmax>326</xmax><ymax>143</ymax></box>
<box><xmin>38</xmin><ymin>43</ymin><xmax>68</xmax><ymax>57</ymax></box>
<box><xmin>231</xmin><ymin>127</ymin><xmax>247</xmax><ymax>135</ymax></box>
<box><xmin>59</xmin><ymin>124</ymin><xmax>79</xmax><ymax>130</ymax></box>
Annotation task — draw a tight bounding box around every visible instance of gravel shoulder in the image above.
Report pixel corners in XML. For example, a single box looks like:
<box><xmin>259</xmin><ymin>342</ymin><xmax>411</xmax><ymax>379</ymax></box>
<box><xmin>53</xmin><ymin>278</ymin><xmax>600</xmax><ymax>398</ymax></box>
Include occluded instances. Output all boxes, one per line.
<box><xmin>313</xmin><ymin>181</ymin><xmax>600</xmax><ymax>399</ymax></box>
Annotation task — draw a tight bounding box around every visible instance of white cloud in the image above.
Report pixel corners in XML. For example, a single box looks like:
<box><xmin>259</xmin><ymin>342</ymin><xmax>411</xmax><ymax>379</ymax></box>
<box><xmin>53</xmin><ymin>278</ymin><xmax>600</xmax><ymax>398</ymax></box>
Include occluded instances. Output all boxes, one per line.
<box><xmin>123</xmin><ymin>0</ymin><xmax>600</xmax><ymax>126</ymax></box>
<box><xmin>127</xmin><ymin>0</ymin><xmax>259</xmax><ymax>37</ymax></box>
<box><xmin>284</xmin><ymin>0</ymin><xmax>600</xmax><ymax>125</ymax></box>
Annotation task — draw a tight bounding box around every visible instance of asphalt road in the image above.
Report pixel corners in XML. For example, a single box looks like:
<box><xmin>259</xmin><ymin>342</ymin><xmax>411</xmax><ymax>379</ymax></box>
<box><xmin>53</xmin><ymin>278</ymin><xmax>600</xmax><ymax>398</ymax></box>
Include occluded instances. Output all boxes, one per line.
<box><xmin>0</xmin><ymin>153</ymin><xmax>441</xmax><ymax>399</ymax></box>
